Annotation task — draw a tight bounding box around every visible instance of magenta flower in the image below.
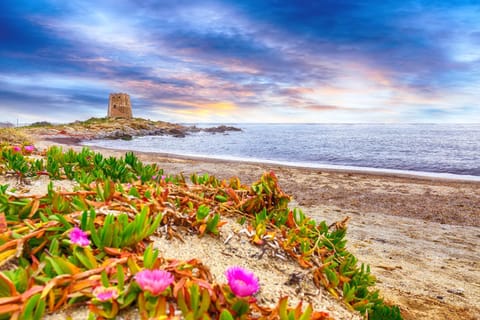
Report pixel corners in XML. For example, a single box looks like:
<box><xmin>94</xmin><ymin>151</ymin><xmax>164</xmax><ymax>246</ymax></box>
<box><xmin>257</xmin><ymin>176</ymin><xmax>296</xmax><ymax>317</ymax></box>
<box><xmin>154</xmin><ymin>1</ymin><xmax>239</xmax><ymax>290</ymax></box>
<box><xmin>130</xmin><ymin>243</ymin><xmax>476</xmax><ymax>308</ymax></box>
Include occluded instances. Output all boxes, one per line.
<box><xmin>70</xmin><ymin>227</ymin><xmax>90</xmax><ymax>247</ymax></box>
<box><xmin>12</xmin><ymin>146</ymin><xmax>21</xmax><ymax>152</ymax></box>
<box><xmin>135</xmin><ymin>269</ymin><xmax>174</xmax><ymax>296</ymax></box>
<box><xmin>225</xmin><ymin>266</ymin><xmax>260</xmax><ymax>297</ymax></box>
<box><xmin>94</xmin><ymin>286</ymin><xmax>119</xmax><ymax>302</ymax></box>
<box><xmin>23</xmin><ymin>146</ymin><xmax>35</xmax><ymax>154</ymax></box>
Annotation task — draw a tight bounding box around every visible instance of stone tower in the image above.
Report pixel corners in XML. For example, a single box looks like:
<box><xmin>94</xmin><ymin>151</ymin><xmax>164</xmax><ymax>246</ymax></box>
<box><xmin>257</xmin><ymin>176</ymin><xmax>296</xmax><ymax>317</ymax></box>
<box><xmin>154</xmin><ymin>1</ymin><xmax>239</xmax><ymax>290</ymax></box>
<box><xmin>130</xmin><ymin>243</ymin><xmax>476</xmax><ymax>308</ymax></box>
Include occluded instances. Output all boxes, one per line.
<box><xmin>107</xmin><ymin>93</ymin><xmax>133</xmax><ymax>119</ymax></box>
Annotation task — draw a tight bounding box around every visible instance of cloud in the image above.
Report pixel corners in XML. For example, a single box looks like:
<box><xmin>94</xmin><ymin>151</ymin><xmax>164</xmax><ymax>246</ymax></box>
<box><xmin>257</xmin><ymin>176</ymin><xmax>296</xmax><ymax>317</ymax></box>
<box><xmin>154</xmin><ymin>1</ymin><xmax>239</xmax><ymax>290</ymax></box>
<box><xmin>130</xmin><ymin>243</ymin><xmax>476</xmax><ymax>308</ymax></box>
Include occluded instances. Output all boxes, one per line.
<box><xmin>225</xmin><ymin>0</ymin><xmax>479</xmax><ymax>91</ymax></box>
<box><xmin>0</xmin><ymin>0</ymin><xmax>478</xmax><ymax>123</ymax></box>
<box><xmin>304</xmin><ymin>105</ymin><xmax>343</xmax><ymax>112</ymax></box>
<box><xmin>0</xmin><ymin>87</ymin><xmax>104</xmax><ymax>122</ymax></box>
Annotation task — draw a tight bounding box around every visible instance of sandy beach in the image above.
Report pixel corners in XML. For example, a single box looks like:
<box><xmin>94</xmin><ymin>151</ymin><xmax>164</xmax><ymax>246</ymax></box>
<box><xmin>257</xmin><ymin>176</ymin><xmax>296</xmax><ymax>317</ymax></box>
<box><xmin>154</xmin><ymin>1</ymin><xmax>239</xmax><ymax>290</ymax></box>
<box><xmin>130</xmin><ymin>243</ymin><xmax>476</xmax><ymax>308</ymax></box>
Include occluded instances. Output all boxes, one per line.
<box><xmin>27</xmin><ymin>138</ymin><xmax>480</xmax><ymax>320</ymax></box>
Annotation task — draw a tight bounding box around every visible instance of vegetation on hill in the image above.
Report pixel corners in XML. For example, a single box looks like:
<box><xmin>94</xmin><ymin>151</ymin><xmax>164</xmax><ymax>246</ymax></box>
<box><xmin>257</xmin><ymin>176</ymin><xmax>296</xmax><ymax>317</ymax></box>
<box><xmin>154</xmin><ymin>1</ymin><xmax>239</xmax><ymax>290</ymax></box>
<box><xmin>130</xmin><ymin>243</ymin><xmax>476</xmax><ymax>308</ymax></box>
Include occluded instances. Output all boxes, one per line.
<box><xmin>27</xmin><ymin>121</ymin><xmax>54</xmax><ymax>127</ymax></box>
<box><xmin>11</xmin><ymin>117</ymin><xmax>239</xmax><ymax>141</ymax></box>
<box><xmin>19</xmin><ymin>117</ymin><xmax>186</xmax><ymax>139</ymax></box>
<box><xmin>0</xmin><ymin>128</ymin><xmax>33</xmax><ymax>147</ymax></box>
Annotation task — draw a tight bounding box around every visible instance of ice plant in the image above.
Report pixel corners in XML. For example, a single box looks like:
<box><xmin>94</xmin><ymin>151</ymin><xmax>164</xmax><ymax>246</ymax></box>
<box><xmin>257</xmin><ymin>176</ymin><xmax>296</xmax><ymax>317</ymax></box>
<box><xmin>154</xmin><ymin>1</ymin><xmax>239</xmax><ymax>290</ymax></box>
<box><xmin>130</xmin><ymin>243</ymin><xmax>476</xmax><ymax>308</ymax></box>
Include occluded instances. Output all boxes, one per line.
<box><xmin>136</xmin><ymin>269</ymin><xmax>174</xmax><ymax>319</ymax></box>
<box><xmin>135</xmin><ymin>269</ymin><xmax>174</xmax><ymax>296</ymax></box>
<box><xmin>90</xmin><ymin>286</ymin><xmax>120</xmax><ymax>319</ymax></box>
<box><xmin>70</xmin><ymin>227</ymin><xmax>90</xmax><ymax>247</ymax></box>
<box><xmin>12</xmin><ymin>146</ymin><xmax>21</xmax><ymax>152</ymax></box>
<box><xmin>24</xmin><ymin>145</ymin><xmax>35</xmax><ymax>154</ymax></box>
<box><xmin>94</xmin><ymin>286</ymin><xmax>119</xmax><ymax>302</ymax></box>
<box><xmin>225</xmin><ymin>266</ymin><xmax>259</xmax><ymax>297</ymax></box>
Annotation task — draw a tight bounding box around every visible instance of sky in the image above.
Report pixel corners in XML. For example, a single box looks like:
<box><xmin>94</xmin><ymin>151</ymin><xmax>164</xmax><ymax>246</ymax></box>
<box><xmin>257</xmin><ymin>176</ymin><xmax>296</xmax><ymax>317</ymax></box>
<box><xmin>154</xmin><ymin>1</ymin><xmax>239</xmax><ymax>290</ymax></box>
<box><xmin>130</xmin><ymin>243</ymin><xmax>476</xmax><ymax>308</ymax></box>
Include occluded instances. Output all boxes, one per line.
<box><xmin>0</xmin><ymin>0</ymin><xmax>479</xmax><ymax>124</ymax></box>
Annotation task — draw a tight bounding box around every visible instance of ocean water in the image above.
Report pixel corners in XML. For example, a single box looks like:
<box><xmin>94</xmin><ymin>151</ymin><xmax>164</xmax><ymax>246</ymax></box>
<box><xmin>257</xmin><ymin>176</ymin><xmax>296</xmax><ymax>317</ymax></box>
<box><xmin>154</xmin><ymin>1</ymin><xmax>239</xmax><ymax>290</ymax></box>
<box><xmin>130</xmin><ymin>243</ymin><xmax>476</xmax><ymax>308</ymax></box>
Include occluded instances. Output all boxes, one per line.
<box><xmin>83</xmin><ymin>124</ymin><xmax>480</xmax><ymax>179</ymax></box>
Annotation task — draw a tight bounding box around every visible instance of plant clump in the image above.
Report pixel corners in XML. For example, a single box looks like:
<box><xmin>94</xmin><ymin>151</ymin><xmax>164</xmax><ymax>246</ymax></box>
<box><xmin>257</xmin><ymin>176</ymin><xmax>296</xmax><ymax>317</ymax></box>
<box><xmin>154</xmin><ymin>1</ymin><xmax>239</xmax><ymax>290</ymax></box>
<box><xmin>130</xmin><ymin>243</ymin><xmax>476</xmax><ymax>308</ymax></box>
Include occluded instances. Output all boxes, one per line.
<box><xmin>0</xmin><ymin>128</ymin><xmax>33</xmax><ymax>147</ymax></box>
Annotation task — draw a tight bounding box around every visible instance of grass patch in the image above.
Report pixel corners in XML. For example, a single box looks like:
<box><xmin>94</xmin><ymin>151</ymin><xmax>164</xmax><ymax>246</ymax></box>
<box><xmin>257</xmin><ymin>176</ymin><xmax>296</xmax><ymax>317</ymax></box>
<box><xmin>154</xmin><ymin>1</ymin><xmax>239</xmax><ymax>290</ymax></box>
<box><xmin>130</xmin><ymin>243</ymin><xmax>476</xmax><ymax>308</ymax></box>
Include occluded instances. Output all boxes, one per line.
<box><xmin>0</xmin><ymin>128</ymin><xmax>33</xmax><ymax>146</ymax></box>
<box><xmin>26</xmin><ymin>121</ymin><xmax>53</xmax><ymax>127</ymax></box>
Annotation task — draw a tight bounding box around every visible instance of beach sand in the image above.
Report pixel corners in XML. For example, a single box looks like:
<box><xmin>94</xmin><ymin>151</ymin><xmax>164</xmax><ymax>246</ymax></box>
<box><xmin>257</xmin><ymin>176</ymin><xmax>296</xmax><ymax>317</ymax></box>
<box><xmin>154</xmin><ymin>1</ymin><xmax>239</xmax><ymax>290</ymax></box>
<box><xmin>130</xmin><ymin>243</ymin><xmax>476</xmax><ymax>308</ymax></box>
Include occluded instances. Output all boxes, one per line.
<box><xmin>22</xmin><ymin>139</ymin><xmax>480</xmax><ymax>319</ymax></box>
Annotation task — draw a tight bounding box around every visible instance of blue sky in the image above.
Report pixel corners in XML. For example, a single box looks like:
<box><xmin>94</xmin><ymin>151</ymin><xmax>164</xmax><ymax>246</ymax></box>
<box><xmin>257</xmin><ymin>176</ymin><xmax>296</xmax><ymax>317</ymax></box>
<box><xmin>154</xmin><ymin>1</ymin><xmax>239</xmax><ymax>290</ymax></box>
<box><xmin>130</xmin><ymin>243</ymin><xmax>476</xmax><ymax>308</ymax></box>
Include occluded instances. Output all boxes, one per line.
<box><xmin>1</xmin><ymin>0</ymin><xmax>479</xmax><ymax>123</ymax></box>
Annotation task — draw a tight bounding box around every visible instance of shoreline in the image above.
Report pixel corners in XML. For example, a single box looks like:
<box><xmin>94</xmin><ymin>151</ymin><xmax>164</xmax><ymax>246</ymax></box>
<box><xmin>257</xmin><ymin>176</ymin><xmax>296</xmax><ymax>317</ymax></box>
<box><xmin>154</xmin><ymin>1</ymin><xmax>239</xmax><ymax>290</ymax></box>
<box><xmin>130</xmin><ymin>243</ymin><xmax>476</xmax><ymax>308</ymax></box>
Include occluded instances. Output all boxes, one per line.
<box><xmin>46</xmin><ymin>136</ymin><xmax>480</xmax><ymax>183</ymax></box>
<box><xmin>37</xmin><ymin>138</ymin><xmax>480</xmax><ymax>227</ymax></box>
<box><xmin>90</xmin><ymin>146</ymin><xmax>480</xmax><ymax>183</ymax></box>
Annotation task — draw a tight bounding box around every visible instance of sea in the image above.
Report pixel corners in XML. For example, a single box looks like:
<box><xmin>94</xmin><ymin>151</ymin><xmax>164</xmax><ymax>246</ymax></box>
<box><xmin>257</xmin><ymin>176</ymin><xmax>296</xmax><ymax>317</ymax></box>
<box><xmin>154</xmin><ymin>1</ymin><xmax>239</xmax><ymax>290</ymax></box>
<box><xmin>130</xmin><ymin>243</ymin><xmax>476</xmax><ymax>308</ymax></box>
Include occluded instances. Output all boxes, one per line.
<box><xmin>83</xmin><ymin>123</ymin><xmax>480</xmax><ymax>181</ymax></box>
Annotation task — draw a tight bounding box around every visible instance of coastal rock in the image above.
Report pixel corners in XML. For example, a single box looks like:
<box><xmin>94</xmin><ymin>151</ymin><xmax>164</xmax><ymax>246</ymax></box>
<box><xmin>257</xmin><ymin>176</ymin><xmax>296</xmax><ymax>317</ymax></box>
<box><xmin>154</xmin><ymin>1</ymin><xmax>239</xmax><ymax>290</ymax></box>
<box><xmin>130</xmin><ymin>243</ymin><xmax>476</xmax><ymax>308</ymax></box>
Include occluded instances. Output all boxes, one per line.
<box><xmin>188</xmin><ymin>126</ymin><xmax>202</xmax><ymax>133</ymax></box>
<box><xmin>111</xmin><ymin>130</ymin><xmax>133</xmax><ymax>140</ymax></box>
<box><xmin>63</xmin><ymin>126</ymin><xmax>77</xmax><ymax>134</ymax></box>
<box><xmin>199</xmin><ymin>125</ymin><xmax>242</xmax><ymax>133</ymax></box>
<box><xmin>40</xmin><ymin>129</ymin><xmax>60</xmax><ymax>135</ymax></box>
<box><xmin>167</xmin><ymin>128</ymin><xmax>187</xmax><ymax>138</ymax></box>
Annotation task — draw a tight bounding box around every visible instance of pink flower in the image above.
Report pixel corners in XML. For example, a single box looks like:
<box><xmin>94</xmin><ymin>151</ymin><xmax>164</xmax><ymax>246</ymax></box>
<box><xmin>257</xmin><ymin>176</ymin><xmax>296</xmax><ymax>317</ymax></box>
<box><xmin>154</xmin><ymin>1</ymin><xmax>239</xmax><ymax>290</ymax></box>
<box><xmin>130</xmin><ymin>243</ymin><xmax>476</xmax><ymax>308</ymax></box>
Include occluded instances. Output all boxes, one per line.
<box><xmin>135</xmin><ymin>269</ymin><xmax>174</xmax><ymax>296</ymax></box>
<box><xmin>70</xmin><ymin>227</ymin><xmax>90</xmax><ymax>247</ymax></box>
<box><xmin>12</xmin><ymin>146</ymin><xmax>21</xmax><ymax>152</ymax></box>
<box><xmin>94</xmin><ymin>286</ymin><xmax>119</xmax><ymax>302</ymax></box>
<box><xmin>24</xmin><ymin>145</ymin><xmax>35</xmax><ymax>153</ymax></box>
<box><xmin>225</xmin><ymin>266</ymin><xmax>260</xmax><ymax>297</ymax></box>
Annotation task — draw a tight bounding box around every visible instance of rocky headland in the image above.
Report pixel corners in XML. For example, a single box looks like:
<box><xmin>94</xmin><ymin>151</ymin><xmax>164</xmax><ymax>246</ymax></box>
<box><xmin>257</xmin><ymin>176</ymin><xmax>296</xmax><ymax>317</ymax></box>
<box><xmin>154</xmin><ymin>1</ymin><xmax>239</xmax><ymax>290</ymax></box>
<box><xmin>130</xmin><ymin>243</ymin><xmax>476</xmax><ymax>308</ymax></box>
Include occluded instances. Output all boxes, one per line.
<box><xmin>20</xmin><ymin>117</ymin><xmax>242</xmax><ymax>143</ymax></box>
